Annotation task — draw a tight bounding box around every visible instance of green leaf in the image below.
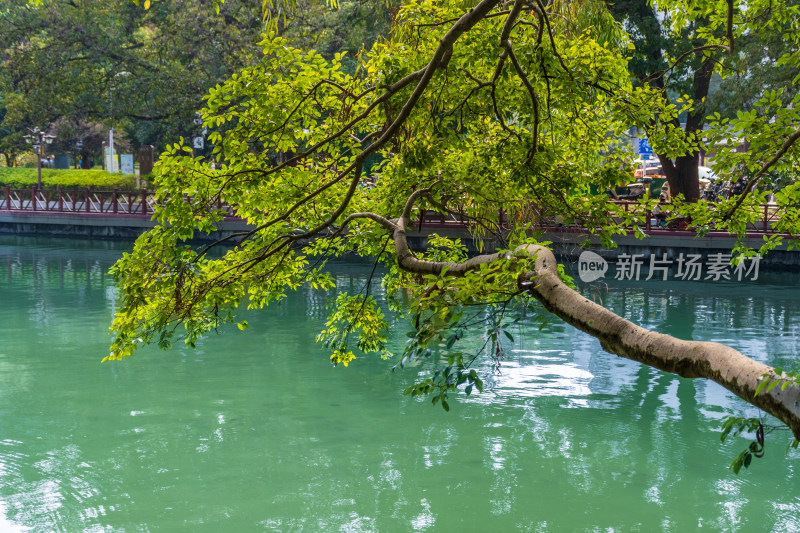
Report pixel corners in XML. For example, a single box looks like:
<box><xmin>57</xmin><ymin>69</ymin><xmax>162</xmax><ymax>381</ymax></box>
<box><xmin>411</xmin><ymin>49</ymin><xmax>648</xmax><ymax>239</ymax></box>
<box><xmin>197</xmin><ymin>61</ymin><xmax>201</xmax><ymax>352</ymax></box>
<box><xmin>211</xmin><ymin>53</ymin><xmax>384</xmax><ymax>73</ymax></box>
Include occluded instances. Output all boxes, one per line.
<box><xmin>446</xmin><ymin>335</ymin><xmax>458</xmax><ymax>350</ymax></box>
<box><xmin>755</xmin><ymin>379</ymin><xmax>771</xmax><ymax>396</ymax></box>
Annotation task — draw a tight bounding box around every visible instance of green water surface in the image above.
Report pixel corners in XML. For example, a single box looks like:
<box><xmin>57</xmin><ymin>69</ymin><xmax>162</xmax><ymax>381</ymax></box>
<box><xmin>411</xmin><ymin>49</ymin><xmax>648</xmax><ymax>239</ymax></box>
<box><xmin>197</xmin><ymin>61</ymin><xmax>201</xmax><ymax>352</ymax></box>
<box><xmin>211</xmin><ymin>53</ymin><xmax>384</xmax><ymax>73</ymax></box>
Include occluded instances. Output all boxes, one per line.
<box><xmin>0</xmin><ymin>237</ymin><xmax>798</xmax><ymax>532</ymax></box>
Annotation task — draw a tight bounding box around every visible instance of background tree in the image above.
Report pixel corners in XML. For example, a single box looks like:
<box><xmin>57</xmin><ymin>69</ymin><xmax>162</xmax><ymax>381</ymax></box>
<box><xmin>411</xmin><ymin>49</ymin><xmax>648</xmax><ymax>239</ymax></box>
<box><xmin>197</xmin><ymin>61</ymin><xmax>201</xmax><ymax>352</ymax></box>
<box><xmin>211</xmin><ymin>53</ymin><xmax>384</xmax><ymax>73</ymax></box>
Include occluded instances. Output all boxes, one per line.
<box><xmin>605</xmin><ymin>0</ymin><xmax>721</xmax><ymax>201</ymax></box>
<box><xmin>705</xmin><ymin>0</ymin><xmax>800</xmax><ymax>118</ymax></box>
<box><xmin>48</xmin><ymin>118</ymin><xmax>108</xmax><ymax>169</ymax></box>
<box><xmin>0</xmin><ymin>0</ymin><xmax>263</xmax><ymax>156</ymax></box>
<box><xmin>275</xmin><ymin>0</ymin><xmax>399</xmax><ymax>72</ymax></box>
<box><xmin>607</xmin><ymin>0</ymin><xmax>799</xmax><ymax>201</ymax></box>
<box><xmin>0</xmin><ymin>0</ymin><xmax>396</xmax><ymax>165</ymax></box>
<box><xmin>0</xmin><ymin>92</ymin><xmax>31</xmax><ymax>166</ymax></box>
<box><xmin>106</xmin><ymin>0</ymin><xmax>800</xmax><ymax>467</ymax></box>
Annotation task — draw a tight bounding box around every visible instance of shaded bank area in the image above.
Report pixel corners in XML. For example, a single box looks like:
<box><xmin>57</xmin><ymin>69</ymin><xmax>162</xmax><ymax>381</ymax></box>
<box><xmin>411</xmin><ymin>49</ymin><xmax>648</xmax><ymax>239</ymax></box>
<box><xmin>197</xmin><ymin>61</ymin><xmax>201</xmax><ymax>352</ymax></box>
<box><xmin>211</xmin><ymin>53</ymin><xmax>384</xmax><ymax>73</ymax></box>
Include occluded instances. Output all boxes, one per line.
<box><xmin>0</xmin><ymin>212</ymin><xmax>250</xmax><ymax>242</ymax></box>
<box><xmin>1</xmin><ymin>211</ymin><xmax>799</xmax><ymax>268</ymax></box>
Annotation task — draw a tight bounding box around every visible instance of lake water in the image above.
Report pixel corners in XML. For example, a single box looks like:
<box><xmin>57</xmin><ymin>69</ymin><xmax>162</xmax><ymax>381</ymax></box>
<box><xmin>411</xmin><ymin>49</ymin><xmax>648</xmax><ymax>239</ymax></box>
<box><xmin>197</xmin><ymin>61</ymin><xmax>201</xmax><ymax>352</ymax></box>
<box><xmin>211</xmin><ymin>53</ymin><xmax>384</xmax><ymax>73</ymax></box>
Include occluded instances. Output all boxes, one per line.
<box><xmin>0</xmin><ymin>236</ymin><xmax>798</xmax><ymax>532</ymax></box>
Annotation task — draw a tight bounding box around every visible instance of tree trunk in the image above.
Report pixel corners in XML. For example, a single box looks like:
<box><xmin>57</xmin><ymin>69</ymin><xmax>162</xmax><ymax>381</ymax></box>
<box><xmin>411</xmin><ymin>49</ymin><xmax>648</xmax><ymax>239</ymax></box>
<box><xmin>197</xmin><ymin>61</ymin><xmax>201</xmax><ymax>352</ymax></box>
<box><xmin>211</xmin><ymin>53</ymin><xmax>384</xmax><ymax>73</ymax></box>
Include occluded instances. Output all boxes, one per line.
<box><xmin>661</xmin><ymin>153</ymin><xmax>701</xmax><ymax>202</ymax></box>
<box><xmin>660</xmin><ymin>55</ymin><xmax>714</xmax><ymax>203</ymax></box>
<box><xmin>608</xmin><ymin>0</ymin><xmax>716</xmax><ymax>205</ymax></box>
<box><xmin>80</xmin><ymin>150</ymin><xmax>92</xmax><ymax>169</ymax></box>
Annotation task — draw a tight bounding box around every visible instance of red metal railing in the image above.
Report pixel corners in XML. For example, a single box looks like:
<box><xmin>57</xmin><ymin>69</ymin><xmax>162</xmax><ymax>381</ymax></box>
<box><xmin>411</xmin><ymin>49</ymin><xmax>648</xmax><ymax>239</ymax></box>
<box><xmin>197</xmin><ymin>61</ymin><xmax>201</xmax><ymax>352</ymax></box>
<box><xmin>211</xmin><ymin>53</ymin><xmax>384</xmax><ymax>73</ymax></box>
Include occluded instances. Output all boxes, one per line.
<box><xmin>0</xmin><ymin>187</ymin><xmax>238</xmax><ymax>218</ymax></box>
<box><xmin>1</xmin><ymin>187</ymin><xmax>156</xmax><ymax>215</ymax></box>
<box><xmin>0</xmin><ymin>187</ymin><xmax>783</xmax><ymax>236</ymax></box>
<box><xmin>415</xmin><ymin>200</ymin><xmax>784</xmax><ymax>235</ymax></box>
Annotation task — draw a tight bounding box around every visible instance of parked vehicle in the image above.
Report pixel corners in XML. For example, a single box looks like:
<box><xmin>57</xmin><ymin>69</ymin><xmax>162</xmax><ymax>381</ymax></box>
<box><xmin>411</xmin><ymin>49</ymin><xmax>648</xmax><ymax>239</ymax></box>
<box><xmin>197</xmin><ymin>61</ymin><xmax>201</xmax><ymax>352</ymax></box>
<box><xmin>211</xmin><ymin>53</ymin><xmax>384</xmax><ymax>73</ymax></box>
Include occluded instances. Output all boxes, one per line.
<box><xmin>608</xmin><ymin>179</ymin><xmax>646</xmax><ymax>200</ymax></box>
<box><xmin>608</xmin><ymin>162</ymin><xmax>664</xmax><ymax>201</ymax></box>
<box><xmin>634</xmin><ymin>164</ymin><xmax>662</xmax><ymax>179</ymax></box>
<box><xmin>731</xmin><ymin>177</ymin><xmax>747</xmax><ymax>196</ymax></box>
<box><xmin>702</xmin><ymin>179</ymin><xmax>727</xmax><ymax>202</ymax></box>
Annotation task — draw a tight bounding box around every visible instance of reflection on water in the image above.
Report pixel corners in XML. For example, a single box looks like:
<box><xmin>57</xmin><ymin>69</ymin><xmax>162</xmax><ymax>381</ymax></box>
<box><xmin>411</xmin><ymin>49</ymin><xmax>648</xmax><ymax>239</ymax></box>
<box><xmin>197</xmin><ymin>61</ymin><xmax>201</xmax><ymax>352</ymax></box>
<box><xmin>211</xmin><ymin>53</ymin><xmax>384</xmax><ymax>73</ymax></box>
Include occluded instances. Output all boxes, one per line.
<box><xmin>0</xmin><ymin>236</ymin><xmax>799</xmax><ymax>532</ymax></box>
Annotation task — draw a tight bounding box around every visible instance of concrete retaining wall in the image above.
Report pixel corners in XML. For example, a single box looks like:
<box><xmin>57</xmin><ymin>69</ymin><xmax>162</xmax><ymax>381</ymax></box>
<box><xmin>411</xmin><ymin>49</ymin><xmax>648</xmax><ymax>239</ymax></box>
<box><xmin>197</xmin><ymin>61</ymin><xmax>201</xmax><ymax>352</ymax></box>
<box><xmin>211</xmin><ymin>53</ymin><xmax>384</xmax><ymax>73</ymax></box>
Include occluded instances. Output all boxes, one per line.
<box><xmin>3</xmin><ymin>212</ymin><xmax>799</xmax><ymax>267</ymax></box>
<box><xmin>406</xmin><ymin>226</ymin><xmax>800</xmax><ymax>268</ymax></box>
<box><xmin>0</xmin><ymin>212</ymin><xmax>252</xmax><ymax>242</ymax></box>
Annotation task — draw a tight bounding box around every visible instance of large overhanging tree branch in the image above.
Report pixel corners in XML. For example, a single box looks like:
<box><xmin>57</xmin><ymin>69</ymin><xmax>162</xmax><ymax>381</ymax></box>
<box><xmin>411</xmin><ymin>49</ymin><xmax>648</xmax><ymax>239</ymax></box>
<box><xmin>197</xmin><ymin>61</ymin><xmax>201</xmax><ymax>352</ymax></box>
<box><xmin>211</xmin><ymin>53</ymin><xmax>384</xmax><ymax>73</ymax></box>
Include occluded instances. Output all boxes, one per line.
<box><xmin>109</xmin><ymin>0</ymin><xmax>800</xmax><ymax>461</ymax></box>
<box><xmin>344</xmin><ymin>190</ymin><xmax>800</xmax><ymax>439</ymax></box>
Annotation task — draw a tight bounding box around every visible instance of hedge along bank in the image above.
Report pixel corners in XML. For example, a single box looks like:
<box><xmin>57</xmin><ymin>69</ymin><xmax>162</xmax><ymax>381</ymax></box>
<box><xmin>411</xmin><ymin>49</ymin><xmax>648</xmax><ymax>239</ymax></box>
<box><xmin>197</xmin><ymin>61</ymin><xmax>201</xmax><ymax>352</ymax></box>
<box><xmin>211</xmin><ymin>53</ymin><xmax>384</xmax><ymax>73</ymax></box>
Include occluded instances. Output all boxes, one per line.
<box><xmin>0</xmin><ymin>168</ymin><xmax>139</xmax><ymax>191</ymax></box>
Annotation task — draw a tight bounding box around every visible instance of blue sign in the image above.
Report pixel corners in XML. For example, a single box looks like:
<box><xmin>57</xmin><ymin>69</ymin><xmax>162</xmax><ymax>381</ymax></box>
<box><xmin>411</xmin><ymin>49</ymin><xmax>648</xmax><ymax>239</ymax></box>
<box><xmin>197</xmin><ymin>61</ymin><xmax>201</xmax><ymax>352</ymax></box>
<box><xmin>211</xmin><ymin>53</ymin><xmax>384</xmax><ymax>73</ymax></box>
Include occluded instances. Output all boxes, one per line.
<box><xmin>120</xmin><ymin>154</ymin><xmax>134</xmax><ymax>175</ymax></box>
<box><xmin>638</xmin><ymin>136</ymin><xmax>653</xmax><ymax>155</ymax></box>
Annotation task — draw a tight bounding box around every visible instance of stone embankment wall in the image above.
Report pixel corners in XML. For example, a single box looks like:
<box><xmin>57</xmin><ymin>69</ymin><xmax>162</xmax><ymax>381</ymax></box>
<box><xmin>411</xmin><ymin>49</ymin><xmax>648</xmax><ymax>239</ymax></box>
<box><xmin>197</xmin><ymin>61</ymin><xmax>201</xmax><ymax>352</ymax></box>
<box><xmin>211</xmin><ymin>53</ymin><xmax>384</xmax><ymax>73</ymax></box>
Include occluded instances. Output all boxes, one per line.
<box><xmin>406</xmin><ymin>227</ymin><xmax>800</xmax><ymax>269</ymax></box>
<box><xmin>0</xmin><ymin>213</ymin><xmax>251</xmax><ymax>243</ymax></box>
<box><xmin>2</xmin><ymin>212</ymin><xmax>799</xmax><ymax>268</ymax></box>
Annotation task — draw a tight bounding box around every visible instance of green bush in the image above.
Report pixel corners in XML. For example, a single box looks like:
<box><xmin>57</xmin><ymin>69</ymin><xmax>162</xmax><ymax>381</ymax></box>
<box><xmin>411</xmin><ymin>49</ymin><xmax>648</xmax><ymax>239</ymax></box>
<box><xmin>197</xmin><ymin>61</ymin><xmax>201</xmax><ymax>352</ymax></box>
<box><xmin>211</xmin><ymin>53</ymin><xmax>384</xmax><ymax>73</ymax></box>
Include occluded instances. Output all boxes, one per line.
<box><xmin>0</xmin><ymin>168</ymin><xmax>139</xmax><ymax>191</ymax></box>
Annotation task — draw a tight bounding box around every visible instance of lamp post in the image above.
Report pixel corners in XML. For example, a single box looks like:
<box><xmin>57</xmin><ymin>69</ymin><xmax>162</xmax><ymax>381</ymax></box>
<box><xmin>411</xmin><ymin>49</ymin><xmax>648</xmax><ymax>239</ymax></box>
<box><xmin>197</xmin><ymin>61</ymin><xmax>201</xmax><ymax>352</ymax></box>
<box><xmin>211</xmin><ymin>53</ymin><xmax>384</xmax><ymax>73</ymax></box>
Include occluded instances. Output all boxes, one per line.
<box><xmin>108</xmin><ymin>71</ymin><xmax>130</xmax><ymax>173</ymax></box>
<box><xmin>35</xmin><ymin>132</ymin><xmax>43</xmax><ymax>191</ymax></box>
<box><xmin>29</xmin><ymin>129</ymin><xmax>54</xmax><ymax>191</ymax></box>
<box><xmin>109</xmin><ymin>129</ymin><xmax>116</xmax><ymax>173</ymax></box>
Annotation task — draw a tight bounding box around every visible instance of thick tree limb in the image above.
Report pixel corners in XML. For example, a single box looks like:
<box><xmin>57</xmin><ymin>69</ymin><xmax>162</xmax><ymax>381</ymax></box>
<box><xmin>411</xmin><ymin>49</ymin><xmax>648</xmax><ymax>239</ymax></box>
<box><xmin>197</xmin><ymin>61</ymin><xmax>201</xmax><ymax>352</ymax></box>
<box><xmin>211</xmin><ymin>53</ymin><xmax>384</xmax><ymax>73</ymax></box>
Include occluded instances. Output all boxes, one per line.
<box><xmin>378</xmin><ymin>196</ymin><xmax>800</xmax><ymax>438</ymax></box>
<box><xmin>341</xmin><ymin>212</ymin><xmax>397</xmax><ymax>231</ymax></box>
<box><xmin>516</xmin><ymin>244</ymin><xmax>800</xmax><ymax>440</ymax></box>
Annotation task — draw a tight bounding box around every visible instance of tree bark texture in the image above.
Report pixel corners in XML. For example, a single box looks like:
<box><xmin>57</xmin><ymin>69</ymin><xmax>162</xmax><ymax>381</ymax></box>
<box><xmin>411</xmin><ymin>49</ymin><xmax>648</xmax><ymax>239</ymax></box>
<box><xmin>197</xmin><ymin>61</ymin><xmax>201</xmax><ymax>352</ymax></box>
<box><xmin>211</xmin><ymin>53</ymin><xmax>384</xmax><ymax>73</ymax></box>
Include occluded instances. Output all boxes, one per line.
<box><xmin>661</xmin><ymin>153</ymin><xmax>701</xmax><ymax>203</ymax></box>
<box><xmin>518</xmin><ymin>244</ymin><xmax>800</xmax><ymax>439</ymax></box>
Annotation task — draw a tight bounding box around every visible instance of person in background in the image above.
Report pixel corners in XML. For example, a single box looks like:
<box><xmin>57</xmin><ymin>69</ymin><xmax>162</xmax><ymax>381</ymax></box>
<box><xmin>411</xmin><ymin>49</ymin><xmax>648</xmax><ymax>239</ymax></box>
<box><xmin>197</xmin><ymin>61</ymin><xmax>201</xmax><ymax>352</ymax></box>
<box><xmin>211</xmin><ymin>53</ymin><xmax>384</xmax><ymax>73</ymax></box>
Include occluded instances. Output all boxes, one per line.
<box><xmin>653</xmin><ymin>198</ymin><xmax>668</xmax><ymax>228</ymax></box>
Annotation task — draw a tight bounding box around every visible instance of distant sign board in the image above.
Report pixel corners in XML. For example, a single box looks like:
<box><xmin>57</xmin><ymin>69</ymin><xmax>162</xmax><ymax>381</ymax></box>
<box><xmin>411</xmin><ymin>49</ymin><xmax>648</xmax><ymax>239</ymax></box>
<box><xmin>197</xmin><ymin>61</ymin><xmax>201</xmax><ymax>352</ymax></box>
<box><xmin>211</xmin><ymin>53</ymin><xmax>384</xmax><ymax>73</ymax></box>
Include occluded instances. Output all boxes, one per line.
<box><xmin>120</xmin><ymin>154</ymin><xmax>134</xmax><ymax>175</ymax></box>
<box><xmin>54</xmin><ymin>154</ymin><xmax>70</xmax><ymax>169</ymax></box>
<box><xmin>638</xmin><ymin>136</ymin><xmax>653</xmax><ymax>156</ymax></box>
<box><xmin>103</xmin><ymin>147</ymin><xmax>119</xmax><ymax>173</ymax></box>
<box><xmin>139</xmin><ymin>145</ymin><xmax>154</xmax><ymax>176</ymax></box>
